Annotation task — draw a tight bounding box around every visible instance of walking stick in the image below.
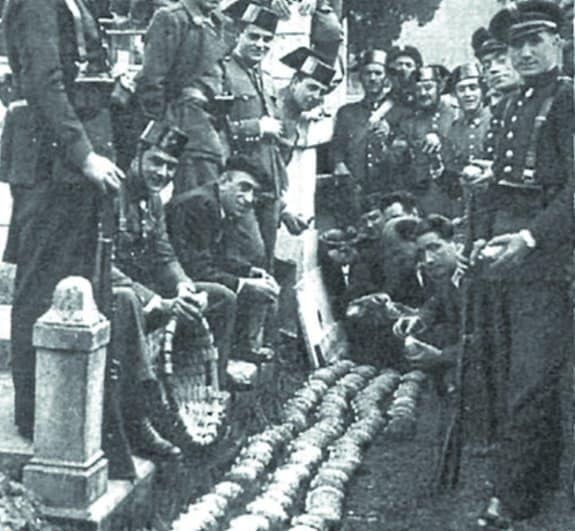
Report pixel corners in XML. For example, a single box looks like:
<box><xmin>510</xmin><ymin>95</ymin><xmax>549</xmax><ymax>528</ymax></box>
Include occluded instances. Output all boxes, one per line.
<box><xmin>433</xmin><ymin>191</ymin><xmax>476</xmax><ymax>492</ymax></box>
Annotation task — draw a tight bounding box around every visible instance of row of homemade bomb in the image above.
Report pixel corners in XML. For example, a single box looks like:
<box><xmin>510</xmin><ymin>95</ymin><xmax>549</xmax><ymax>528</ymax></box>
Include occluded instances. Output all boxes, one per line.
<box><xmin>290</xmin><ymin>369</ymin><xmax>403</xmax><ymax>531</ymax></box>
<box><xmin>226</xmin><ymin>366</ymin><xmax>400</xmax><ymax>530</ymax></box>
<box><xmin>384</xmin><ymin>370</ymin><xmax>428</xmax><ymax>440</ymax></box>
<box><xmin>170</xmin><ymin>360</ymin><xmax>368</xmax><ymax>531</ymax></box>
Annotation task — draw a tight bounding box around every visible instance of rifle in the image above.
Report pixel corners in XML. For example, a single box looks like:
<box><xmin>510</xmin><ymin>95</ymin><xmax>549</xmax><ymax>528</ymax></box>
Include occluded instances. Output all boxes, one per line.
<box><xmin>94</xmin><ymin>189</ymin><xmax>136</xmax><ymax>479</ymax></box>
<box><xmin>433</xmin><ymin>191</ymin><xmax>476</xmax><ymax>492</ymax></box>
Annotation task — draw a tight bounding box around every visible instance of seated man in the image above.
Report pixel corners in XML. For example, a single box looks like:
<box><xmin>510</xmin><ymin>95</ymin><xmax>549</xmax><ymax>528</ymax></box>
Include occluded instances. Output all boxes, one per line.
<box><xmin>111</xmin><ymin>121</ymin><xmax>237</xmax><ymax>460</ymax></box>
<box><xmin>344</xmin><ymin>213</ymin><xmax>423</xmax><ymax>369</ymax></box>
<box><xmin>167</xmin><ymin>156</ymin><xmax>281</xmax><ymax>364</ymax></box>
<box><xmin>394</xmin><ymin>215</ymin><xmax>493</xmax><ymax>447</ymax></box>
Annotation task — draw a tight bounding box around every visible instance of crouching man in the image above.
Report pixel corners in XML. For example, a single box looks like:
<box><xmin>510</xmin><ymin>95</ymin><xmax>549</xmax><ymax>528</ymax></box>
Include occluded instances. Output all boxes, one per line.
<box><xmin>167</xmin><ymin>156</ymin><xmax>281</xmax><ymax>364</ymax></box>
<box><xmin>111</xmin><ymin>121</ymin><xmax>237</xmax><ymax>459</ymax></box>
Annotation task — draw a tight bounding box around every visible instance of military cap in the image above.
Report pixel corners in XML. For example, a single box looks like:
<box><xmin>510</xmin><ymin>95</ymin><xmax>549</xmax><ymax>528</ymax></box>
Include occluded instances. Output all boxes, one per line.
<box><xmin>413</xmin><ymin>65</ymin><xmax>446</xmax><ymax>84</ymax></box>
<box><xmin>139</xmin><ymin>120</ymin><xmax>188</xmax><ymax>159</ymax></box>
<box><xmin>490</xmin><ymin>1</ymin><xmax>562</xmax><ymax>44</ymax></box>
<box><xmin>356</xmin><ymin>49</ymin><xmax>387</xmax><ymax>69</ymax></box>
<box><xmin>281</xmin><ymin>46</ymin><xmax>336</xmax><ymax>87</ymax></box>
<box><xmin>223</xmin><ymin>0</ymin><xmax>279</xmax><ymax>33</ymax></box>
<box><xmin>445</xmin><ymin>62</ymin><xmax>483</xmax><ymax>93</ymax></box>
<box><xmin>385</xmin><ymin>45</ymin><xmax>423</xmax><ymax>69</ymax></box>
<box><xmin>472</xmin><ymin>27</ymin><xmax>507</xmax><ymax>59</ymax></box>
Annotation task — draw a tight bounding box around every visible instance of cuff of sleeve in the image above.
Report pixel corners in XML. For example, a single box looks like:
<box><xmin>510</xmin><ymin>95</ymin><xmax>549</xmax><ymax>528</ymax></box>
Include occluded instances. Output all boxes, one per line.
<box><xmin>143</xmin><ymin>295</ymin><xmax>163</xmax><ymax>314</ymax></box>
<box><xmin>237</xmin><ymin>278</ymin><xmax>246</xmax><ymax>294</ymax></box>
<box><xmin>519</xmin><ymin>229</ymin><xmax>537</xmax><ymax>249</ymax></box>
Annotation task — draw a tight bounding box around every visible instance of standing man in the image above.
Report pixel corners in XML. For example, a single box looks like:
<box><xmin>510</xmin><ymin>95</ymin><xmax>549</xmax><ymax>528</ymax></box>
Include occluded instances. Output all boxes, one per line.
<box><xmin>135</xmin><ymin>0</ymin><xmax>230</xmax><ymax>195</ymax></box>
<box><xmin>331</xmin><ymin>49</ymin><xmax>413</xmax><ymax>220</ymax></box>
<box><xmin>1</xmin><ymin>0</ymin><xmax>124</xmax><ymax>439</ymax></box>
<box><xmin>471</xmin><ymin>2</ymin><xmax>573</xmax><ymax>527</ymax></box>
<box><xmin>220</xmin><ymin>0</ymin><xmax>284</xmax><ymax>271</ymax></box>
<box><xmin>385</xmin><ymin>45</ymin><xmax>423</xmax><ymax>108</ymax></box>
<box><xmin>444</xmin><ymin>63</ymin><xmax>491</xmax><ymax>193</ymax></box>
<box><xmin>471</xmin><ymin>27</ymin><xmax>522</xmax><ymax>109</ymax></box>
<box><xmin>399</xmin><ymin>65</ymin><xmax>460</xmax><ymax>218</ymax></box>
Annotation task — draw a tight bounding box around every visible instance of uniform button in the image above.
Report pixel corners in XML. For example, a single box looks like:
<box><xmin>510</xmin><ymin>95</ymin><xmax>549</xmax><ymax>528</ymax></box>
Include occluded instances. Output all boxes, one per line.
<box><xmin>469</xmin><ymin>134</ymin><xmax>475</xmax><ymax>139</ymax></box>
<box><xmin>517</xmin><ymin>100</ymin><xmax>523</xmax><ymax>107</ymax></box>
<box><xmin>487</xmin><ymin>132</ymin><xmax>493</xmax><ymax>139</ymax></box>
<box><xmin>504</xmin><ymin>165</ymin><xmax>512</xmax><ymax>173</ymax></box>
<box><xmin>469</xmin><ymin>144</ymin><xmax>475</xmax><ymax>150</ymax></box>
<box><xmin>487</xmin><ymin>147</ymin><xmax>493</xmax><ymax>153</ymax></box>
<box><xmin>506</xmin><ymin>150</ymin><xmax>513</xmax><ymax>158</ymax></box>
<box><xmin>525</xmin><ymin>88</ymin><xmax>534</xmax><ymax>98</ymax></box>
<box><xmin>506</xmin><ymin>131</ymin><xmax>514</xmax><ymax>140</ymax></box>
<box><xmin>511</xmin><ymin>115</ymin><xmax>517</xmax><ymax>123</ymax></box>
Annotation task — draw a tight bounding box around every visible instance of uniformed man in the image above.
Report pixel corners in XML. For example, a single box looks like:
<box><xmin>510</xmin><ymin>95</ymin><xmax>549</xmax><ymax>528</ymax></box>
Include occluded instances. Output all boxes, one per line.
<box><xmin>471</xmin><ymin>27</ymin><xmax>522</xmax><ymax>109</ymax></box>
<box><xmin>385</xmin><ymin>45</ymin><xmax>423</xmax><ymax>108</ymax></box>
<box><xmin>399</xmin><ymin>65</ymin><xmax>460</xmax><ymax>218</ymax></box>
<box><xmin>331</xmin><ymin>49</ymin><xmax>413</xmax><ymax>221</ymax></box>
<box><xmin>219</xmin><ymin>0</ymin><xmax>285</xmax><ymax>271</ymax></box>
<box><xmin>469</xmin><ymin>2</ymin><xmax>573</xmax><ymax>527</ymax></box>
<box><xmin>1</xmin><ymin>0</ymin><xmax>124</xmax><ymax>439</ymax></box>
<box><xmin>444</xmin><ymin>63</ymin><xmax>491</xmax><ymax>200</ymax></box>
<box><xmin>135</xmin><ymin>0</ymin><xmax>230</xmax><ymax>195</ymax></box>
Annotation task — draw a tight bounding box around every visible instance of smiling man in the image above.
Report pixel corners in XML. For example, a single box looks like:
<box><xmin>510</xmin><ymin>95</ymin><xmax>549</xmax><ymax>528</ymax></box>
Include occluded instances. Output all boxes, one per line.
<box><xmin>167</xmin><ymin>155</ymin><xmax>281</xmax><ymax>363</ymax></box>
<box><xmin>470</xmin><ymin>2</ymin><xmax>574</xmax><ymax>528</ymax></box>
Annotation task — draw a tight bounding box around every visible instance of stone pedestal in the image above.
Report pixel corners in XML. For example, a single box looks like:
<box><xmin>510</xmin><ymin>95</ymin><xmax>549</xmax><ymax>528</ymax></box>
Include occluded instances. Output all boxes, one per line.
<box><xmin>23</xmin><ymin>276</ymin><xmax>110</xmax><ymax>509</ymax></box>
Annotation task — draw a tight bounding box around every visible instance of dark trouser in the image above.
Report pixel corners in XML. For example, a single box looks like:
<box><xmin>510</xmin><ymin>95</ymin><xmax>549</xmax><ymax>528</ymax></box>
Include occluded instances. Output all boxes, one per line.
<box><xmin>10</xmin><ymin>181</ymin><xmax>99</xmax><ymax>435</ymax></box>
<box><xmin>255</xmin><ymin>197</ymin><xmax>281</xmax><ymax>272</ymax></box>
<box><xmin>487</xmin><ymin>280</ymin><xmax>572</xmax><ymax>519</ymax></box>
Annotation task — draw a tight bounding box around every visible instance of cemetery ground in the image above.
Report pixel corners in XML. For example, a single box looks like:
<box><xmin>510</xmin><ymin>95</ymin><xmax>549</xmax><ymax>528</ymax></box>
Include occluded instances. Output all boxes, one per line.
<box><xmin>0</xmin><ymin>260</ymin><xmax>573</xmax><ymax>530</ymax></box>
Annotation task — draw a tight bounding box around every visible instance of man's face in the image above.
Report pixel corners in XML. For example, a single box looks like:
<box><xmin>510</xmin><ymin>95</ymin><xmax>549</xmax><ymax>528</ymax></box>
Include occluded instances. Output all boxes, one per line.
<box><xmin>415</xmin><ymin>80</ymin><xmax>439</xmax><ymax>109</ymax></box>
<box><xmin>416</xmin><ymin>231</ymin><xmax>457</xmax><ymax>281</ymax></box>
<box><xmin>141</xmin><ymin>147</ymin><xmax>178</xmax><ymax>194</ymax></box>
<box><xmin>291</xmin><ymin>76</ymin><xmax>325</xmax><ymax>112</ymax></box>
<box><xmin>391</xmin><ymin>55</ymin><xmax>417</xmax><ymax>83</ymax></box>
<box><xmin>220</xmin><ymin>170</ymin><xmax>260</xmax><ymax>218</ymax></box>
<box><xmin>359</xmin><ymin>208</ymin><xmax>385</xmax><ymax>240</ymax></box>
<box><xmin>196</xmin><ymin>0</ymin><xmax>221</xmax><ymax>14</ymax></box>
<box><xmin>236</xmin><ymin>24</ymin><xmax>274</xmax><ymax>65</ymax></box>
<box><xmin>381</xmin><ymin>202</ymin><xmax>418</xmax><ymax>226</ymax></box>
<box><xmin>454</xmin><ymin>78</ymin><xmax>483</xmax><ymax>114</ymax></box>
<box><xmin>480</xmin><ymin>50</ymin><xmax>520</xmax><ymax>92</ymax></box>
<box><xmin>510</xmin><ymin>30</ymin><xmax>559</xmax><ymax>77</ymax></box>
<box><xmin>360</xmin><ymin>63</ymin><xmax>390</xmax><ymax>99</ymax></box>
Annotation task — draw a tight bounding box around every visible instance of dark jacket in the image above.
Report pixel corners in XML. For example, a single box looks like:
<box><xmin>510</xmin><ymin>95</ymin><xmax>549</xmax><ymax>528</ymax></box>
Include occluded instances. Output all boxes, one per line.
<box><xmin>478</xmin><ymin>69</ymin><xmax>574</xmax><ymax>282</ymax></box>
<box><xmin>221</xmin><ymin>53</ymin><xmax>288</xmax><ymax>197</ymax></box>
<box><xmin>1</xmin><ymin>0</ymin><xmax>114</xmax><ymax>186</ymax></box>
<box><xmin>166</xmin><ymin>182</ymin><xmax>252</xmax><ymax>291</ymax></box>
<box><xmin>331</xmin><ymin>97</ymin><xmax>413</xmax><ymax>196</ymax></box>
<box><xmin>113</xmin><ymin>176</ymin><xmax>188</xmax><ymax>301</ymax></box>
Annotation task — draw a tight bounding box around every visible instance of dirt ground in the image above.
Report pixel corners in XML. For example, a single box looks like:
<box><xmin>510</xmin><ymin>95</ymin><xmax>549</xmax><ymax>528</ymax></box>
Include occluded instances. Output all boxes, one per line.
<box><xmin>339</xmin><ymin>380</ymin><xmax>574</xmax><ymax>531</ymax></box>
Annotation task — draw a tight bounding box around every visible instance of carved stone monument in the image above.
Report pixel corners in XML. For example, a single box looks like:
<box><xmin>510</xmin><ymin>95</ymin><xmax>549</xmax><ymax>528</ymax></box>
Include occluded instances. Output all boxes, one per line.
<box><xmin>23</xmin><ymin>276</ymin><xmax>110</xmax><ymax>508</ymax></box>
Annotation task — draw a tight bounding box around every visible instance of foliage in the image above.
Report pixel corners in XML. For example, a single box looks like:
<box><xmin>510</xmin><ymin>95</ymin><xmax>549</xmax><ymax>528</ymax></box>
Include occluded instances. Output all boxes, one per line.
<box><xmin>344</xmin><ymin>0</ymin><xmax>444</xmax><ymax>55</ymax></box>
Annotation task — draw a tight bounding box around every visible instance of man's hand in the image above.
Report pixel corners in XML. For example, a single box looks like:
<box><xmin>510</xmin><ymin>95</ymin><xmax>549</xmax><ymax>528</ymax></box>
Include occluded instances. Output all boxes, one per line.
<box><xmin>270</xmin><ymin>0</ymin><xmax>292</xmax><ymax>18</ymax></box>
<box><xmin>82</xmin><ymin>152</ymin><xmax>124</xmax><ymax>194</ymax></box>
<box><xmin>421</xmin><ymin>132</ymin><xmax>441</xmax><ymax>154</ymax></box>
<box><xmin>260</xmin><ymin>116</ymin><xmax>283</xmax><ymax>139</ymax></box>
<box><xmin>333</xmin><ymin>161</ymin><xmax>351</xmax><ymax>177</ymax></box>
<box><xmin>242</xmin><ymin>276</ymin><xmax>280</xmax><ymax>303</ymax></box>
<box><xmin>393</xmin><ymin>315</ymin><xmax>425</xmax><ymax>339</ymax></box>
<box><xmin>482</xmin><ymin>232</ymin><xmax>531</xmax><ymax>273</ymax></box>
<box><xmin>461</xmin><ymin>159</ymin><xmax>494</xmax><ymax>191</ymax></box>
<box><xmin>281</xmin><ymin>211</ymin><xmax>309</xmax><ymax>235</ymax></box>
<box><xmin>177</xmin><ymin>281</ymin><xmax>208</xmax><ymax>312</ymax></box>
<box><xmin>404</xmin><ymin>336</ymin><xmax>447</xmax><ymax>370</ymax></box>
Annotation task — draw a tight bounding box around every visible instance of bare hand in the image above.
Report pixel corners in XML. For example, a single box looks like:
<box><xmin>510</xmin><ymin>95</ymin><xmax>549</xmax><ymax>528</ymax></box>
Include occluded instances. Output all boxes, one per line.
<box><xmin>281</xmin><ymin>211</ymin><xmax>309</xmax><ymax>235</ymax></box>
<box><xmin>483</xmin><ymin>233</ymin><xmax>530</xmax><ymax>273</ymax></box>
<box><xmin>243</xmin><ymin>276</ymin><xmax>280</xmax><ymax>302</ymax></box>
<box><xmin>82</xmin><ymin>152</ymin><xmax>124</xmax><ymax>194</ymax></box>
<box><xmin>421</xmin><ymin>132</ymin><xmax>441</xmax><ymax>154</ymax></box>
<box><xmin>260</xmin><ymin>116</ymin><xmax>283</xmax><ymax>138</ymax></box>
<box><xmin>177</xmin><ymin>281</ymin><xmax>208</xmax><ymax>312</ymax></box>
<box><xmin>461</xmin><ymin>159</ymin><xmax>494</xmax><ymax>190</ymax></box>
<box><xmin>393</xmin><ymin>315</ymin><xmax>424</xmax><ymax>339</ymax></box>
<box><xmin>270</xmin><ymin>0</ymin><xmax>292</xmax><ymax>18</ymax></box>
<box><xmin>404</xmin><ymin>336</ymin><xmax>446</xmax><ymax>370</ymax></box>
